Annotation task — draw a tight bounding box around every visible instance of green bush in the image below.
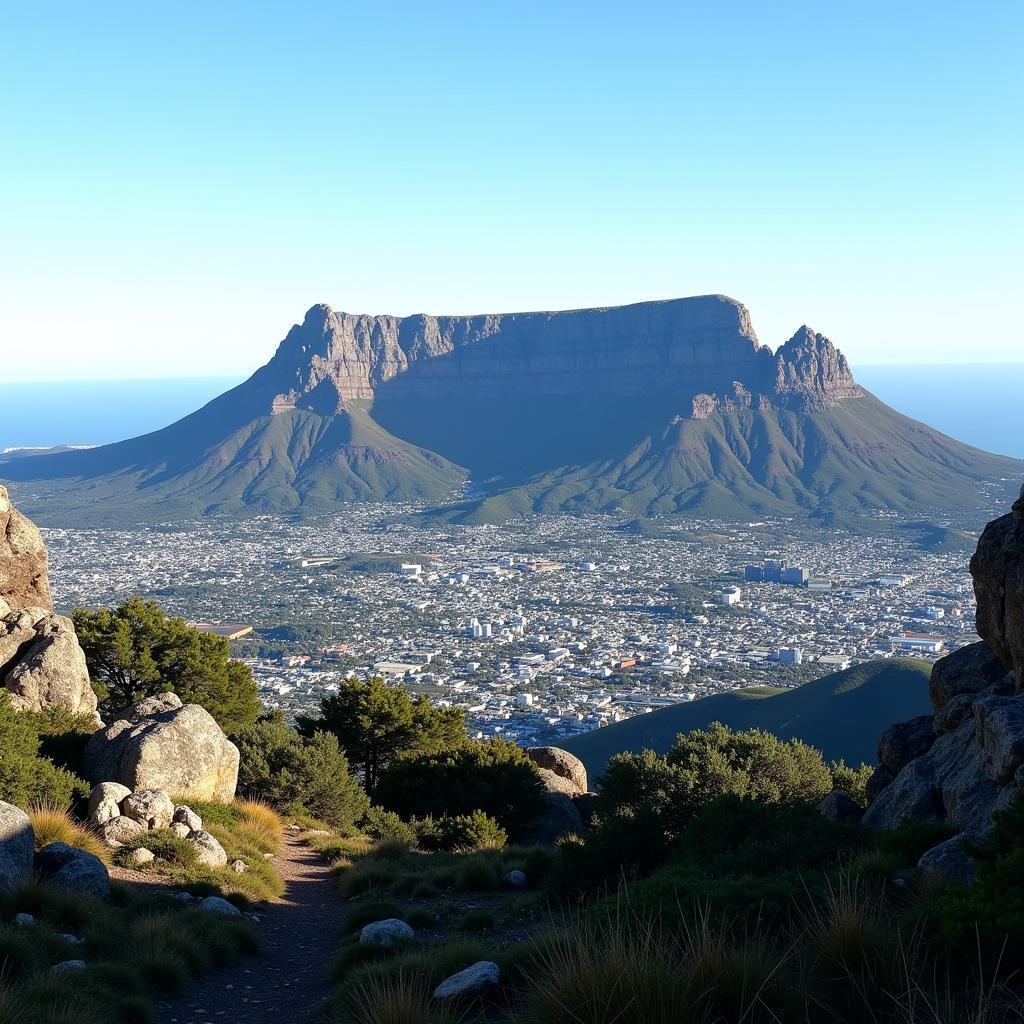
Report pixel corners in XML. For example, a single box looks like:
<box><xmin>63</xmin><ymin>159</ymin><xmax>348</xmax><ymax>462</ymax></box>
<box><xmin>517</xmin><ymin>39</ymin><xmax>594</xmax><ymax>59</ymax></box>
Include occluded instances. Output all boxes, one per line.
<box><xmin>361</xmin><ymin>806</ymin><xmax>418</xmax><ymax>846</ymax></box>
<box><xmin>598</xmin><ymin>723</ymin><xmax>835</xmax><ymax>842</ymax></box>
<box><xmin>374</xmin><ymin>738</ymin><xmax>546</xmax><ymax>838</ymax></box>
<box><xmin>234</xmin><ymin>712</ymin><xmax>369</xmax><ymax>828</ymax></box>
<box><xmin>0</xmin><ymin>691</ymin><xmax>89</xmax><ymax>808</ymax></box>
<box><xmin>415</xmin><ymin>810</ymin><xmax>508</xmax><ymax>852</ymax></box>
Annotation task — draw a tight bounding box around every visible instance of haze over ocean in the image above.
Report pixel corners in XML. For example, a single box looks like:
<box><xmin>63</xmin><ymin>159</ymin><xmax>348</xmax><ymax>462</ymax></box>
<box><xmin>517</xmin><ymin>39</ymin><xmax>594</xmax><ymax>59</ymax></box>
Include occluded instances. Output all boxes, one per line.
<box><xmin>2</xmin><ymin>365</ymin><xmax>1022</xmax><ymax>460</ymax></box>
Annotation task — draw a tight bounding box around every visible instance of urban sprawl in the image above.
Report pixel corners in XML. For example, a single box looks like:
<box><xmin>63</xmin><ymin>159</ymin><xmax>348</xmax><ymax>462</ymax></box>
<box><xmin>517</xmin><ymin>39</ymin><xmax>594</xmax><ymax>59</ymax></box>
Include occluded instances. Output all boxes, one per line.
<box><xmin>43</xmin><ymin>507</ymin><xmax>980</xmax><ymax>746</ymax></box>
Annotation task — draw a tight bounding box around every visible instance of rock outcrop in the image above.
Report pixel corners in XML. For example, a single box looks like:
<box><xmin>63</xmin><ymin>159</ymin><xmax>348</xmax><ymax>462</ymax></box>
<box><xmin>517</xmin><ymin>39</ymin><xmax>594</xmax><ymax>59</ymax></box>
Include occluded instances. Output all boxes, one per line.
<box><xmin>83</xmin><ymin>693</ymin><xmax>239</xmax><ymax>801</ymax></box>
<box><xmin>864</xmin><ymin>486</ymin><xmax>1024</xmax><ymax>834</ymax></box>
<box><xmin>35</xmin><ymin>842</ymin><xmax>110</xmax><ymax>900</ymax></box>
<box><xmin>0</xmin><ymin>488</ymin><xmax>100</xmax><ymax>725</ymax></box>
<box><xmin>0</xmin><ymin>485</ymin><xmax>51</xmax><ymax>613</ymax></box>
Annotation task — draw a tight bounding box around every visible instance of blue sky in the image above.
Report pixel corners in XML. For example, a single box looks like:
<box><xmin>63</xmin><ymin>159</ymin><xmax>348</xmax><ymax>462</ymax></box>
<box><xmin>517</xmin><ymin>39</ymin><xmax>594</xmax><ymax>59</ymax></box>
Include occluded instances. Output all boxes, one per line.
<box><xmin>2</xmin><ymin>1</ymin><xmax>1021</xmax><ymax>381</ymax></box>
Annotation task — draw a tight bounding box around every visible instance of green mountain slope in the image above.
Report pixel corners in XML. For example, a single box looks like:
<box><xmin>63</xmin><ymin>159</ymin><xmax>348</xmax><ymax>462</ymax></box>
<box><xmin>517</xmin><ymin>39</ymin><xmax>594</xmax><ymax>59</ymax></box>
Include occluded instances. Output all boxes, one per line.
<box><xmin>560</xmin><ymin>659</ymin><xmax>933</xmax><ymax>781</ymax></box>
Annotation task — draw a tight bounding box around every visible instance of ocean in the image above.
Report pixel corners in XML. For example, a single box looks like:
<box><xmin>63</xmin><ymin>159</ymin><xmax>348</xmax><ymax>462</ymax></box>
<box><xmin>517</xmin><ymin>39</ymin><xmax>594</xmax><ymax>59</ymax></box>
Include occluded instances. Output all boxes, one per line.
<box><xmin>1</xmin><ymin>365</ymin><xmax>1022</xmax><ymax>459</ymax></box>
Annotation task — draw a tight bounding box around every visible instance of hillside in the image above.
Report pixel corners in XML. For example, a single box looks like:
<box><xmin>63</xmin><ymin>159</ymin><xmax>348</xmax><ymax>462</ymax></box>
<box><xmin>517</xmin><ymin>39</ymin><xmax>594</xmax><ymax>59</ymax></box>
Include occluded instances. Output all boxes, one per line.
<box><xmin>560</xmin><ymin>659</ymin><xmax>933</xmax><ymax>779</ymax></box>
<box><xmin>4</xmin><ymin>296</ymin><xmax>1020</xmax><ymax>526</ymax></box>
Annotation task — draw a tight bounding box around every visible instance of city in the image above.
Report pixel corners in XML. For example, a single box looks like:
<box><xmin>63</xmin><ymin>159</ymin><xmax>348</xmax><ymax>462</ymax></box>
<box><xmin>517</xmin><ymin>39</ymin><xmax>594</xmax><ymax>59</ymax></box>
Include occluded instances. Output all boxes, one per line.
<box><xmin>42</xmin><ymin>506</ymin><xmax>981</xmax><ymax>746</ymax></box>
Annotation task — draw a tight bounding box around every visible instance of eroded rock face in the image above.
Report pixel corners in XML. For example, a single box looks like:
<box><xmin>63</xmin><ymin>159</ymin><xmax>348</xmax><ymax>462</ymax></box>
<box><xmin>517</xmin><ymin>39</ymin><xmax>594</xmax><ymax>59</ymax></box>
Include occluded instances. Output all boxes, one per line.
<box><xmin>83</xmin><ymin>693</ymin><xmax>239</xmax><ymax>802</ymax></box>
<box><xmin>866</xmin><ymin>484</ymin><xmax>1024</xmax><ymax>834</ymax></box>
<box><xmin>0</xmin><ymin>485</ymin><xmax>51</xmax><ymax>613</ymax></box>
<box><xmin>972</xmin><ymin>493</ymin><xmax>1024</xmax><ymax>687</ymax></box>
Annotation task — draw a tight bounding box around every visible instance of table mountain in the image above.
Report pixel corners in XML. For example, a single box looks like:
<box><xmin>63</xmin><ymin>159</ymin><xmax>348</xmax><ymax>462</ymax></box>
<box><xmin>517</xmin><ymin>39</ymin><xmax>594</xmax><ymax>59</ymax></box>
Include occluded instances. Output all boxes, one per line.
<box><xmin>3</xmin><ymin>295</ymin><xmax>1019</xmax><ymax>524</ymax></box>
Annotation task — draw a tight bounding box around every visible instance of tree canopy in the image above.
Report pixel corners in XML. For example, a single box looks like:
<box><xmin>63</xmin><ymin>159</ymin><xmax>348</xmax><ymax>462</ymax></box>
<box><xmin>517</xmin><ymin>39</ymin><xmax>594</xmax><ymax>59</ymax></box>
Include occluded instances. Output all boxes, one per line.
<box><xmin>297</xmin><ymin>676</ymin><xmax>466</xmax><ymax>792</ymax></box>
<box><xmin>72</xmin><ymin>597</ymin><xmax>261</xmax><ymax>733</ymax></box>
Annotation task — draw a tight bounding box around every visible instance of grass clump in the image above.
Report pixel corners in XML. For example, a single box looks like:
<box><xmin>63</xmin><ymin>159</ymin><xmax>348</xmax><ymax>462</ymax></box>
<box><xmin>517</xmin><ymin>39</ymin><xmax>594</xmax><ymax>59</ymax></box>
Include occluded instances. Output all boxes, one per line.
<box><xmin>26</xmin><ymin>806</ymin><xmax>109</xmax><ymax>864</ymax></box>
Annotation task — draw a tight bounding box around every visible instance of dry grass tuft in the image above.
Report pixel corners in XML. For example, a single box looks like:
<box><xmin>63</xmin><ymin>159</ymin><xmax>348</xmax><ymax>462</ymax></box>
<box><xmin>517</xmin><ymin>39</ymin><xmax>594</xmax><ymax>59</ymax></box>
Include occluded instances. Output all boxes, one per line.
<box><xmin>26</xmin><ymin>806</ymin><xmax>110</xmax><ymax>864</ymax></box>
<box><xmin>235</xmin><ymin>799</ymin><xmax>284</xmax><ymax>853</ymax></box>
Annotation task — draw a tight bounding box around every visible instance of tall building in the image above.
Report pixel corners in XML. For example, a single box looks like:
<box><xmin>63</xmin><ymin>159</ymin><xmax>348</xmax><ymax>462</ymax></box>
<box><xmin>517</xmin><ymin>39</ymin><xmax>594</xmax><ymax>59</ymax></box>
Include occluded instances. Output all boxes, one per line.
<box><xmin>763</xmin><ymin>561</ymin><xmax>784</xmax><ymax>583</ymax></box>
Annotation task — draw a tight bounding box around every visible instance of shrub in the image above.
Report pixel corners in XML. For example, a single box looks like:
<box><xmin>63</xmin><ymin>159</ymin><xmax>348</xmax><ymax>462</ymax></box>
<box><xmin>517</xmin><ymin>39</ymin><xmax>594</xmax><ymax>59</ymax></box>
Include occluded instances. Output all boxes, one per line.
<box><xmin>234</xmin><ymin>712</ymin><xmax>369</xmax><ymax>828</ymax></box>
<box><xmin>456</xmin><ymin>908</ymin><xmax>497</xmax><ymax>933</ymax></box>
<box><xmin>0</xmin><ymin>691</ymin><xmax>89</xmax><ymax>808</ymax></box>
<box><xmin>374</xmin><ymin>739</ymin><xmax>546</xmax><ymax>838</ymax></box>
<box><xmin>235</xmin><ymin>799</ymin><xmax>284</xmax><ymax>852</ymax></box>
<box><xmin>598</xmin><ymin>724</ymin><xmax>835</xmax><ymax>842</ymax></box>
<box><xmin>415</xmin><ymin>811</ymin><xmax>508</xmax><ymax>852</ymax></box>
<box><xmin>361</xmin><ymin>806</ymin><xmax>418</xmax><ymax>846</ymax></box>
<box><xmin>115</xmin><ymin>828</ymin><xmax>198</xmax><ymax>869</ymax></box>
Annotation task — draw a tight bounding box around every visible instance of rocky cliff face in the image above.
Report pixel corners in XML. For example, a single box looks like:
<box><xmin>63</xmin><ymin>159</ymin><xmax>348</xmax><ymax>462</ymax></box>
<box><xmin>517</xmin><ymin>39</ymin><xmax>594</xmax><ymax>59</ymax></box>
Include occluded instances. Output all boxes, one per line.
<box><xmin>0</xmin><ymin>487</ymin><xmax>100</xmax><ymax>725</ymax></box>
<box><xmin>864</xmin><ymin>485</ymin><xmax>1024</xmax><ymax>833</ymax></box>
<box><xmin>256</xmin><ymin>295</ymin><xmax>861</xmax><ymax>413</ymax></box>
<box><xmin>0</xmin><ymin>486</ymin><xmax>51</xmax><ymax>614</ymax></box>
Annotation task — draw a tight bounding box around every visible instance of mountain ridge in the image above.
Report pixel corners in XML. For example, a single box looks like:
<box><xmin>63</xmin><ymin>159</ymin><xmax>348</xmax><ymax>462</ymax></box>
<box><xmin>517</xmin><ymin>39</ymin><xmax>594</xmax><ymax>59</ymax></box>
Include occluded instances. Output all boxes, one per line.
<box><xmin>3</xmin><ymin>295</ymin><xmax>1020</xmax><ymax>525</ymax></box>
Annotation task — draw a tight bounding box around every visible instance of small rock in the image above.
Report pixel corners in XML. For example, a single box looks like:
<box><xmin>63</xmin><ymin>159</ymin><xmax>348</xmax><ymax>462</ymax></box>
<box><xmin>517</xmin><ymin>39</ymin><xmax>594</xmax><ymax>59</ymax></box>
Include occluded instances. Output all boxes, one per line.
<box><xmin>359</xmin><ymin>919</ymin><xmax>414</xmax><ymax>947</ymax></box>
<box><xmin>87</xmin><ymin>782</ymin><xmax>132</xmax><ymax>827</ymax></box>
<box><xmin>230</xmin><ymin>859</ymin><xmax>247</xmax><ymax>874</ymax></box>
<box><xmin>50</xmin><ymin>959</ymin><xmax>87</xmax><ymax>974</ymax></box>
<box><xmin>169</xmin><ymin>822</ymin><xmax>192</xmax><ymax>839</ymax></box>
<box><xmin>173</xmin><ymin>805</ymin><xmax>203</xmax><ymax>832</ymax></box>
<box><xmin>918</xmin><ymin>833</ymin><xmax>981</xmax><ymax>886</ymax></box>
<box><xmin>187</xmin><ymin>830</ymin><xmax>228</xmax><ymax>868</ymax></box>
<box><xmin>60</xmin><ymin>933</ymin><xmax>83</xmax><ymax>944</ymax></box>
<box><xmin>819</xmin><ymin>791</ymin><xmax>862</xmax><ymax>821</ymax></box>
<box><xmin>172</xmin><ymin>892</ymin><xmax>194</xmax><ymax>902</ymax></box>
<box><xmin>200</xmin><ymin>896</ymin><xmax>241</xmax><ymax>916</ymax></box>
<box><xmin>100</xmin><ymin>815</ymin><xmax>145</xmax><ymax>848</ymax></box>
<box><xmin>125</xmin><ymin>848</ymin><xmax>155</xmax><ymax>868</ymax></box>
<box><xmin>122</xmin><ymin>789</ymin><xmax>175</xmax><ymax>830</ymax></box>
<box><xmin>502</xmin><ymin>869</ymin><xmax>527</xmax><ymax>889</ymax></box>
<box><xmin>15</xmin><ymin>912</ymin><xmax>34</xmax><ymax>925</ymax></box>
<box><xmin>433</xmin><ymin>960</ymin><xmax>501</xmax><ymax>1000</ymax></box>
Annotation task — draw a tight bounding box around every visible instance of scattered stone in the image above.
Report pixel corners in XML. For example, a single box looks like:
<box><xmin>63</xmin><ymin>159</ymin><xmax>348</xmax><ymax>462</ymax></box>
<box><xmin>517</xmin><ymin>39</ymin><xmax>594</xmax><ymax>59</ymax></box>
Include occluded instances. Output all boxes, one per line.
<box><xmin>50</xmin><ymin>960</ymin><xmax>87</xmax><ymax>974</ymax></box>
<box><xmin>200</xmin><ymin>895</ymin><xmax>241</xmax><ymax>916</ymax></box>
<box><xmin>125</xmin><ymin>848</ymin><xmax>155</xmax><ymax>868</ymax></box>
<box><xmin>433</xmin><ymin>960</ymin><xmax>501</xmax><ymax>1000</ymax></box>
<box><xmin>819</xmin><ymin>791</ymin><xmax>862</xmax><ymax>821</ymax></box>
<box><xmin>169</xmin><ymin>822</ymin><xmax>192</xmax><ymax>838</ymax></box>
<box><xmin>15</xmin><ymin>912</ymin><xmax>33</xmax><ymax>925</ymax></box>
<box><xmin>918</xmin><ymin>834</ymin><xmax>981</xmax><ymax>886</ymax></box>
<box><xmin>59</xmin><ymin>933</ymin><xmax>83</xmax><ymax>944</ymax></box>
<box><xmin>172</xmin><ymin>892</ymin><xmax>194</xmax><ymax>902</ymax></box>
<box><xmin>100</xmin><ymin>815</ymin><xmax>145</xmax><ymax>847</ymax></box>
<box><xmin>230</xmin><ymin>859</ymin><xmax>247</xmax><ymax>874</ymax></box>
<box><xmin>87</xmin><ymin>782</ymin><xmax>132</xmax><ymax>826</ymax></box>
<box><xmin>172</xmin><ymin>805</ymin><xmax>203</xmax><ymax>832</ymax></box>
<box><xmin>122</xmin><ymin>788</ymin><xmax>175</xmax><ymax>830</ymax></box>
<box><xmin>525</xmin><ymin>747</ymin><xmax>588</xmax><ymax>793</ymax></box>
<box><xmin>359</xmin><ymin>919</ymin><xmax>414</xmax><ymax>947</ymax></box>
<box><xmin>83</xmin><ymin>692</ymin><xmax>240</xmax><ymax>802</ymax></box>
<box><xmin>502</xmin><ymin>869</ymin><xmax>527</xmax><ymax>889</ymax></box>
<box><xmin>0</xmin><ymin>801</ymin><xmax>35</xmax><ymax>895</ymax></box>
<box><xmin>187</xmin><ymin>830</ymin><xmax>228</xmax><ymax>868</ymax></box>
<box><xmin>35</xmin><ymin>842</ymin><xmax>111</xmax><ymax>900</ymax></box>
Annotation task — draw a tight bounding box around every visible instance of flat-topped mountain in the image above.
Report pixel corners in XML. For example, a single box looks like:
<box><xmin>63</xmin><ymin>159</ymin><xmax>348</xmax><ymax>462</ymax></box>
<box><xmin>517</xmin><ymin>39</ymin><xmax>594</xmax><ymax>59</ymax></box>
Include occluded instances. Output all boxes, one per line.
<box><xmin>3</xmin><ymin>295</ymin><xmax>1020</xmax><ymax>524</ymax></box>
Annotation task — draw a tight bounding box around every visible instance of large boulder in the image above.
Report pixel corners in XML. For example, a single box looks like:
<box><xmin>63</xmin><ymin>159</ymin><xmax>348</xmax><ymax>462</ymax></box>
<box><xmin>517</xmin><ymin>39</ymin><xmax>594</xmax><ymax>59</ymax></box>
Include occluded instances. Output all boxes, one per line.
<box><xmin>534</xmin><ymin>767</ymin><xmax>581</xmax><ymax>799</ymax></box>
<box><xmin>0</xmin><ymin>801</ymin><xmax>35</xmax><ymax>894</ymax></box>
<box><xmin>3</xmin><ymin>612</ymin><xmax>100</xmax><ymax>726</ymax></box>
<box><xmin>83</xmin><ymin>692</ymin><xmax>239</xmax><ymax>801</ymax></box>
<box><xmin>972</xmin><ymin>492</ymin><xmax>1024</xmax><ymax>687</ymax></box>
<box><xmin>0</xmin><ymin>485</ymin><xmax>51</xmax><ymax>613</ymax></box>
<box><xmin>35</xmin><ymin>842</ymin><xmax>110</xmax><ymax>900</ymax></box>
<box><xmin>526</xmin><ymin>792</ymin><xmax>585</xmax><ymax>846</ymax></box>
<box><xmin>525</xmin><ymin>746</ymin><xmax>588</xmax><ymax>793</ymax></box>
<box><xmin>918</xmin><ymin>833</ymin><xmax>981</xmax><ymax>886</ymax></box>
<box><xmin>819</xmin><ymin>791</ymin><xmax>862</xmax><ymax>821</ymax></box>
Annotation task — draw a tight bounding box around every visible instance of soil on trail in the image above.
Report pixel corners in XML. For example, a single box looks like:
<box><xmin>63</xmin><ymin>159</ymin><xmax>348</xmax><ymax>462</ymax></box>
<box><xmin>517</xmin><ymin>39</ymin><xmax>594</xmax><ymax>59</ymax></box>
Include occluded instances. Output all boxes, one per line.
<box><xmin>156</xmin><ymin>832</ymin><xmax>342</xmax><ymax>1024</ymax></box>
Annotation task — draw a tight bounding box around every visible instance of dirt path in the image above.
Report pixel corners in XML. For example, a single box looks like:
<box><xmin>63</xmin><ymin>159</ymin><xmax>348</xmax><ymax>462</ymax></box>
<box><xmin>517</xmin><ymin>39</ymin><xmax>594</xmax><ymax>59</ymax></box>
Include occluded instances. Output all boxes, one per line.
<box><xmin>156</xmin><ymin>832</ymin><xmax>342</xmax><ymax>1024</ymax></box>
